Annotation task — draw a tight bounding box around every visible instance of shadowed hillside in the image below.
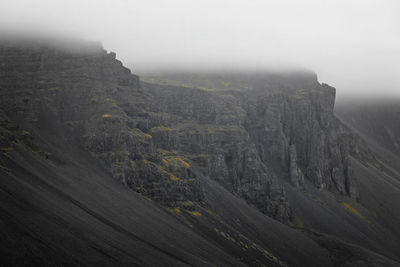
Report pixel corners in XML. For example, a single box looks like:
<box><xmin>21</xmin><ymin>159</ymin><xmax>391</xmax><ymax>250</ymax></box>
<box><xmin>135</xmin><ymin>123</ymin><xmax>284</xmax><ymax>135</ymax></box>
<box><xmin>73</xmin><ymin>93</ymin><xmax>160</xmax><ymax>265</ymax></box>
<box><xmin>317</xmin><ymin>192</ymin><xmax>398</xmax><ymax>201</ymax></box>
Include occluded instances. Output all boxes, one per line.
<box><xmin>1</xmin><ymin>39</ymin><xmax>400</xmax><ymax>266</ymax></box>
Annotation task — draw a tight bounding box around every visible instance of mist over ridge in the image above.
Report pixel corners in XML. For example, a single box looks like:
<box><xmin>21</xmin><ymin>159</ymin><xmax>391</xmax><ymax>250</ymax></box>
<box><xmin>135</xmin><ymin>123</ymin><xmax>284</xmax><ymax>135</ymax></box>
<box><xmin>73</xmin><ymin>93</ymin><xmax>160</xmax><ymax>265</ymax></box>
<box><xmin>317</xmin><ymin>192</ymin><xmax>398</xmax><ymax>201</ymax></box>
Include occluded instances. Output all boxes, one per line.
<box><xmin>2</xmin><ymin>3</ymin><xmax>400</xmax><ymax>265</ymax></box>
<box><xmin>1</xmin><ymin>0</ymin><xmax>399</xmax><ymax>98</ymax></box>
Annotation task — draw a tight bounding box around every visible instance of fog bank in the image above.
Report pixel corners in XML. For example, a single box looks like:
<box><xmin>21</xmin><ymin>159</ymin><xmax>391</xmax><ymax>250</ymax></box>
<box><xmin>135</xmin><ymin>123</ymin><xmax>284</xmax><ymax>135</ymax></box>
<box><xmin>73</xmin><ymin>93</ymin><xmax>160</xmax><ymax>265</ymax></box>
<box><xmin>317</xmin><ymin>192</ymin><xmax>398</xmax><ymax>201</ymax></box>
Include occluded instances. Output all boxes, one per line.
<box><xmin>1</xmin><ymin>0</ymin><xmax>399</xmax><ymax>98</ymax></box>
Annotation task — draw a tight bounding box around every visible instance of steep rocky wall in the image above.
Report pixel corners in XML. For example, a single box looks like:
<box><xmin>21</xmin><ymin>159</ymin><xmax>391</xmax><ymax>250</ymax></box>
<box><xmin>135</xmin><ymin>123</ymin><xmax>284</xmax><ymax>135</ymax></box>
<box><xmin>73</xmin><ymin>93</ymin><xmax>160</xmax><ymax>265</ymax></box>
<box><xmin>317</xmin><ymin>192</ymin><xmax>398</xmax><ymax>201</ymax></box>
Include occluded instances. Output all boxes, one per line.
<box><xmin>242</xmin><ymin>84</ymin><xmax>357</xmax><ymax>197</ymax></box>
<box><xmin>0</xmin><ymin>42</ymin><xmax>362</xmax><ymax>224</ymax></box>
<box><xmin>143</xmin><ymin>79</ymin><xmax>361</xmax><ymax>222</ymax></box>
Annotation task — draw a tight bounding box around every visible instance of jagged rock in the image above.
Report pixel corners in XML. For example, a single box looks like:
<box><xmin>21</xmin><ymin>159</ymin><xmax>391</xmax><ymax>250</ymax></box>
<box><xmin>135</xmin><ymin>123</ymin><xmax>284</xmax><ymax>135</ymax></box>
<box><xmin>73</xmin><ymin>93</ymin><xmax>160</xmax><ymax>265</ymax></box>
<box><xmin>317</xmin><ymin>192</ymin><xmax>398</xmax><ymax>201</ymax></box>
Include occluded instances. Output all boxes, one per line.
<box><xmin>289</xmin><ymin>144</ymin><xmax>305</xmax><ymax>188</ymax></box>
<box><xmin>0</xmin><ymin>41</ymin><xmax>364</xmax><ymax>223</ymax></box>
<box><xmin>2</xmin><ymin>40</ymin><xmax>400</xmax><ymax>267</ymax></box>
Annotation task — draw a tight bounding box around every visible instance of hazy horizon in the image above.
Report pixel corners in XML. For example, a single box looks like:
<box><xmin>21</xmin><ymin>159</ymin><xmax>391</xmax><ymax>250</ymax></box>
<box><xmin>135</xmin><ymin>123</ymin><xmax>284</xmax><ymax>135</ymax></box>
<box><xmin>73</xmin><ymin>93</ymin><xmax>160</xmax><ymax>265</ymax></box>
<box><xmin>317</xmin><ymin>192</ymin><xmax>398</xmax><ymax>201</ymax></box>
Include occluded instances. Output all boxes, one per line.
<box><xmin>1</xmin><ymin>0</ymin><xmax>399</xmax><ymax>98</ymax></box>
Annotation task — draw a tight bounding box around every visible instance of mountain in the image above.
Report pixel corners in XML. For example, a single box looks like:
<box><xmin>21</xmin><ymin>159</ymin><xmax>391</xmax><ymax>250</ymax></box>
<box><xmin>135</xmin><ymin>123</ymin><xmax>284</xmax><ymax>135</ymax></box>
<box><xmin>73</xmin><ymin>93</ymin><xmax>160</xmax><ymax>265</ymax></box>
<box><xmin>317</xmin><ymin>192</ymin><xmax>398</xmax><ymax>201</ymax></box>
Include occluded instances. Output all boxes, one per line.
<box><xmin>1</xmin><ymin>38</ymin><xmax>399</xmax><ymax>266</ymax></box>
<box><xmin>335</xmin><ymin>99</ymin><xmax>400</xmax><ymax>158</ymax></box>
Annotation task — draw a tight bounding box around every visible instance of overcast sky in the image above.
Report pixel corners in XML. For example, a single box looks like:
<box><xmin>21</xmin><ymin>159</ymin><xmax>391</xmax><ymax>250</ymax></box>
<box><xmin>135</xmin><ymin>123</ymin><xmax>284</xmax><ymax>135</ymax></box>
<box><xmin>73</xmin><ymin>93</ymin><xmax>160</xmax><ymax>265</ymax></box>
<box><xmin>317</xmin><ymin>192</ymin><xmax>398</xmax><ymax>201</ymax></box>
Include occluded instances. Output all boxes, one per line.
<box><xmin>0</xmin><ymin>0</ymin><xmax>399</xmax><ymax>97</ymax></box>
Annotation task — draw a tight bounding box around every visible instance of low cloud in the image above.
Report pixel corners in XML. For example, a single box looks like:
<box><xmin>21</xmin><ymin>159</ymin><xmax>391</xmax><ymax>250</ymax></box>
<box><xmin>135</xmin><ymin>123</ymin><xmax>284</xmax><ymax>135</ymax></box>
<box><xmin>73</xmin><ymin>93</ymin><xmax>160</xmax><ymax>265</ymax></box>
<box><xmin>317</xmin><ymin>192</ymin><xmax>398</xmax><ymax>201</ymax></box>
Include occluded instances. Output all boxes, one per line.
<box><xmin>1</xmin><ymin>0</ymin><xmax>399</xmax><ymax>98</ymax></box>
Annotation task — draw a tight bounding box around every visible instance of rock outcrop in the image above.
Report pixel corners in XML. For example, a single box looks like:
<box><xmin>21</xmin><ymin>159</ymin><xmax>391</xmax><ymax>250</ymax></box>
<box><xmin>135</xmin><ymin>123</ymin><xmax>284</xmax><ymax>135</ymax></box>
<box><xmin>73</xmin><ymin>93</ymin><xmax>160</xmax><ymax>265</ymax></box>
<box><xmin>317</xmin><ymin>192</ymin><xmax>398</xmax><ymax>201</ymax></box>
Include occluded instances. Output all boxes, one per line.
<box><xmin>0</xmin><ymin>40</ymin><xmax>360</xmax><ymax>223</ymax></box>
<box><xmin>289</xmin><ymin>144</ymin><xmax>305</xmax><ymax>188</ymax></box>
<box><xmin>2</xmin><ymin>39</ymin><xmax>400</xmax><ymax>266</ymax></box>
<box><xmin>140</xmin><ymin>73</ymin><xmax>363</xmax><ymax>222</ymax></box>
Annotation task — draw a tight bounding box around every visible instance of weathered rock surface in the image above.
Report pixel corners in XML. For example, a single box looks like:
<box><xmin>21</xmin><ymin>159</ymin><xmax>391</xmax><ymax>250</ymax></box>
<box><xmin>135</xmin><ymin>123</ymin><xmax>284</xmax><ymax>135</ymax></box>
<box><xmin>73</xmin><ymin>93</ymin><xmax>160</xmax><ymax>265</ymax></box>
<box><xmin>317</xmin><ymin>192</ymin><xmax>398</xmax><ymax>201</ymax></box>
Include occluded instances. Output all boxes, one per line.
<box><xmin>0</xmin><ymin>40</ymin><xmax>368</xmax><ymax>219</ymax></box>
<box><xmin>139</xmin><ymin>74</ymin><xmax>366</xmax><ymax>222</ymax></box>
<box><xmin>1</xmin><ymin>39</ymin><xmax>400</xmax><ymax>266</ymax></box>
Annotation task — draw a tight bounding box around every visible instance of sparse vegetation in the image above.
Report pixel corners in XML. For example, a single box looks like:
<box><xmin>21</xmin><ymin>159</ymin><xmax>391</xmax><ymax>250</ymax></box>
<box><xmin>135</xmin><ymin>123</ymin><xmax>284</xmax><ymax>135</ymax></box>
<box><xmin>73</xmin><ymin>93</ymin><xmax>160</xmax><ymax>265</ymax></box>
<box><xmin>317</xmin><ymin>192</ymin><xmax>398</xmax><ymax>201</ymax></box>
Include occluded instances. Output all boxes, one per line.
<box><xmin>171</xmin><ymin>207</ymin><xmax>181</xmax><ymax>214</ymax></box>
<box><xmin>143</xmin><ymin>133</ymin><xmax>152</xmax><ymax>139</ymax></box>
<box><xmin>163</xmin><ymin>156</ymin><xmax>190</xmax><ymax>169</ymax></box>
<box><xmin>190</xmin><ymin>211</ymin><xmax>202</xmax><ymax>217</ymax></box>
<box><xmin>343</xmin><ymin>202</ymin><xmax>364</xmax><ymax>219</ymax></box>
<box><xmin>221</xmin><ymin>81</ymin><xmax>231</xmax><ymax>87</ymax></box>
<box><xmin>169</xmin><ymin>174</ymin><xmax>180</xmax><ymax>181</ymax></box>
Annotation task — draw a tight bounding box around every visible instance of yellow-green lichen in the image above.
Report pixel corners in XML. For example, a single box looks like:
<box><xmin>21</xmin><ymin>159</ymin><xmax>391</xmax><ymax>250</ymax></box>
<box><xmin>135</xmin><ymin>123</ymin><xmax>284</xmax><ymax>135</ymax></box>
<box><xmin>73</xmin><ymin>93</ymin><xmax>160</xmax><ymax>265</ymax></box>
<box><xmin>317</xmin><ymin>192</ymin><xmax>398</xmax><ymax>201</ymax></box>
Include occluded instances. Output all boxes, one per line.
<box><xmin>169</xmin><ymin>174</ymin><xmax>181</xmax><ymax>181</ymax></box>
<box><xmin>150</xmin><ymin>126</ymin><xmax>176</xmax><ymax>132</ymax></box>
<box><xmin>163</xmin><ymin>156</ymin><xmax>191</xmax><ymax>169</ymax></box>
<box><xmin>181</xmin><ymin>201</ymin><xmax>195</xmax><ymax>208</ymax></box>
<box><xmin>221</xmin><ymin>81</ymin><xmax>231</xmax><ymax>87</ymax></box>
<box><xmin>343</xmin><ymin>202</ymin><xmax>364</xmax><ymax>219</ymax></box>
<box><xmin>143</xmin><ymin>133</ymin><xmax>152</xmax><ymax>139</ymax></box>
<box><xmin>190</xmin><ymin>211</ymin><xmax>202</xmax><ymax>217</ymax></box>
<box><xmin>171</xmin><ymin>207</ymin><xmax>181</xmax><ymax>214</ymax></box>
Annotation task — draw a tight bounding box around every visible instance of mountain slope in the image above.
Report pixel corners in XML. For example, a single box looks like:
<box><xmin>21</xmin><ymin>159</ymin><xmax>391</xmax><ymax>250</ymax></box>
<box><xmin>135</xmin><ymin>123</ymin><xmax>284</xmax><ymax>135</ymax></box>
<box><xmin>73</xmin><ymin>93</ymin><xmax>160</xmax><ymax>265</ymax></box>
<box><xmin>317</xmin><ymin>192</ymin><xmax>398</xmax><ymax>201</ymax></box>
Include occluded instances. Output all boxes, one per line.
<box><xmin>0</xmin><ymin>39</ymin><xmax>399</xmax><ymax>266</ymax></box>
<box><xmin>335</xmin><ymin>99</ymin><xmax>400</xmax><ymax>258</ymax></box>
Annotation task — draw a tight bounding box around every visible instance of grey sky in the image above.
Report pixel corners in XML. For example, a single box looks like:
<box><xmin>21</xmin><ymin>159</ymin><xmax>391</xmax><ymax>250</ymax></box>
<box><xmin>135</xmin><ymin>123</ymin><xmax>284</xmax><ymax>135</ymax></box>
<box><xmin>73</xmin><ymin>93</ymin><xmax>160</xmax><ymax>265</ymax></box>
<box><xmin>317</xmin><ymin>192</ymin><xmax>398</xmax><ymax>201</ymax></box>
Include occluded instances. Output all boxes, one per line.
<box><xmin>1</xmin><ymin>0</ymin><xmax>399</xmax><ymax>97</ymax></box>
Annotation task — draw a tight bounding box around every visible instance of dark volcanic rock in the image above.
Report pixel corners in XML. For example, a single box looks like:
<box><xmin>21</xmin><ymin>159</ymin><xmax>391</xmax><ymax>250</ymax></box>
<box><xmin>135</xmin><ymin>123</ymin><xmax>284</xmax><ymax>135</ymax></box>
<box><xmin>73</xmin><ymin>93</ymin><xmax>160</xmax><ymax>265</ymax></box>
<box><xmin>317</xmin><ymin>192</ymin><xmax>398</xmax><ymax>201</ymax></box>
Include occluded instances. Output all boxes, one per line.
<box><xmin>0</xmin><ymin>41</ymin><xmax>362</xmax><ymax>217</ymax></box>
<box><xmin>289</xmin><ymin>144</ymin><xmax>305</xmax><ymax>188</ymax></box>
<box><xmin>1</xmin><ymin>39</ymin><xmax>400</xmax><ymax>266</ymax></box>
<box><xmin>141</xmin><ymin>75</ymin><xmax>363</xmax><ymax>222</ymax></box>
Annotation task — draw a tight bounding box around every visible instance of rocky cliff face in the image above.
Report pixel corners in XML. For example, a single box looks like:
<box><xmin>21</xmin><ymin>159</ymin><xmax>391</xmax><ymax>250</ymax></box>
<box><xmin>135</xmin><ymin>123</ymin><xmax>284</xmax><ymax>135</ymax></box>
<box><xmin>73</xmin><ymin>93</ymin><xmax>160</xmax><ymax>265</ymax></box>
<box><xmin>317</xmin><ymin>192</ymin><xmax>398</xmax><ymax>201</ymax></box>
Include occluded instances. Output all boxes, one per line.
<box><xmin>0</xmin><ymin>41</ymin><xmax>360</xmax><ymax>224</ymax></box>
<box><xmin>141</xmin><ymin>76</ymin><xmax>362</xmax><ymax>222</ymax></box>
<box><xmin>2</xmin><ymin>40</ymin><xmax>400</xmax><ymax>266</ymax></box>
